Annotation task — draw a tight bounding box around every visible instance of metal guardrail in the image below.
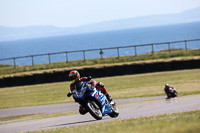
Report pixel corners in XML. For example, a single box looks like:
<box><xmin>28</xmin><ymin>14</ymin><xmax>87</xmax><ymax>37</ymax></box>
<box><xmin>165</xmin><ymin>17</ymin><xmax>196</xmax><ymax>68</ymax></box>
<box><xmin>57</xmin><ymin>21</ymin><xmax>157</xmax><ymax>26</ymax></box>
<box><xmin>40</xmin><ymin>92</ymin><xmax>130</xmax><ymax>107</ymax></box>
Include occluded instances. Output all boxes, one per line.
<box><xmin>0</xmin><ymin>38</ymin><xmax>200</xmax><ymax>68</ymax></box>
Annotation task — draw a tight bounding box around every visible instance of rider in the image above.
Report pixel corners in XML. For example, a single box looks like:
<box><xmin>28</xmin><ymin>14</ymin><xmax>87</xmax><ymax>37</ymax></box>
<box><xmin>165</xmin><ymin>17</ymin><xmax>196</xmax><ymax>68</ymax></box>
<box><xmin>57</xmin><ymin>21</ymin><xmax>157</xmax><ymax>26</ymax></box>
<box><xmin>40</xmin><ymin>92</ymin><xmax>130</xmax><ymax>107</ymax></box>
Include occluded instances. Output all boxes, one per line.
<box><xmin>164</xmin><ymin>84</ymin><xmax>176</xmax><ymax>99</ymax></box>
<box><xmin>68</xmin><ymin>70</ymin><xmax>114</xmax><ymax>115</ymax></box>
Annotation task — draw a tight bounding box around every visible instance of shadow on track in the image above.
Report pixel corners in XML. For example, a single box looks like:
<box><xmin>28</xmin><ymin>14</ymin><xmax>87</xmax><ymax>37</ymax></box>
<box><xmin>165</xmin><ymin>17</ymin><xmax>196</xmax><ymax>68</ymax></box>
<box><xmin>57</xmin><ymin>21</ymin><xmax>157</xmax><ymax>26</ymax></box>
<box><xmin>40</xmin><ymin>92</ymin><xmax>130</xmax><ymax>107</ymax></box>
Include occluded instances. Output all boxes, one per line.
<box><xmin>54</xmin><ymin>120</ymin><xmax>96</xmax><ymax>127</ymax></box>
<box><xmin>47</xmin><ymin>118</ymin><xmax>109</xmax><ymax>128</ymax></box>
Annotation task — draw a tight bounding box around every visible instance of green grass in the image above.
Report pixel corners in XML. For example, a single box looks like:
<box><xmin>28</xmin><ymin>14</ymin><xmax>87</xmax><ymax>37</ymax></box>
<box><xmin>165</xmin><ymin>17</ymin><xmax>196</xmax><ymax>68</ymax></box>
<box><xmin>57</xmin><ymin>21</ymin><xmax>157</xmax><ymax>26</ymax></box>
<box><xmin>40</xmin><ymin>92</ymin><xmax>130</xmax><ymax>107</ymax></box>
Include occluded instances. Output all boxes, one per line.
<box><xmin>0</xmin><ymin>69</ymin><xmax>200</xmax><ymax>109</ymax></box>
<box><xmin>29</xmin><ymin>110</ymin><xmax>200</xmax><ymax>133</ymax></box>
<box><xmin>0</xmin><ymin>48</ymin><xmax>200</xmax><ymax>76</ymax></box>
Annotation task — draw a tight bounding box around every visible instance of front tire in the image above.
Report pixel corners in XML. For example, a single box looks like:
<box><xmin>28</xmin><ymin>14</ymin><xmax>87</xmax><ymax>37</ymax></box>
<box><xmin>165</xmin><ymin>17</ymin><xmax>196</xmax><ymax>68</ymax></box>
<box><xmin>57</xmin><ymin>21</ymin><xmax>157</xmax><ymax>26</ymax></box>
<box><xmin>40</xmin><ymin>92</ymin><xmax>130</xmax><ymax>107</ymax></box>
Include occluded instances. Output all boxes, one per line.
<box><xmin>85</xmin><ymin>100</ymin><xmax>102</xmax><ymax>120</ymax></box>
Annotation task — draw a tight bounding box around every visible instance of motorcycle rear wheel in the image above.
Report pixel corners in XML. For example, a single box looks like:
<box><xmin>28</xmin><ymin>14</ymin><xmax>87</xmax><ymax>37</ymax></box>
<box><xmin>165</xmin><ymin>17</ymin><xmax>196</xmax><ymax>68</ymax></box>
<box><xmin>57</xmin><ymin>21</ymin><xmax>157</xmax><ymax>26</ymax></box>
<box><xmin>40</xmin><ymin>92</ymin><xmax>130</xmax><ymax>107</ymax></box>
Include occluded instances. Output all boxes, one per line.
<box><xmin>169</xmin><ymin>91</ymin><xmax>178</xmax><ymax>98</ymax></box>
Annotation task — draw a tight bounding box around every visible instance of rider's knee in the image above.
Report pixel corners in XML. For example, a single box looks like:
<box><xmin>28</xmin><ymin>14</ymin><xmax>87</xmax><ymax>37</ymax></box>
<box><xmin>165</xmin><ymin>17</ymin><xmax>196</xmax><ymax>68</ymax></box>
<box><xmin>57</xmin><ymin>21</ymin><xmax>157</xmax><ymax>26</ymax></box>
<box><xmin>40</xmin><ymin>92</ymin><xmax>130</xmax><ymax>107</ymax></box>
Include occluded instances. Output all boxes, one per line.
<box><xmin>79</xmin><ymin>106</ymin><xmax>88</xmax><ymax>115</ymax></box>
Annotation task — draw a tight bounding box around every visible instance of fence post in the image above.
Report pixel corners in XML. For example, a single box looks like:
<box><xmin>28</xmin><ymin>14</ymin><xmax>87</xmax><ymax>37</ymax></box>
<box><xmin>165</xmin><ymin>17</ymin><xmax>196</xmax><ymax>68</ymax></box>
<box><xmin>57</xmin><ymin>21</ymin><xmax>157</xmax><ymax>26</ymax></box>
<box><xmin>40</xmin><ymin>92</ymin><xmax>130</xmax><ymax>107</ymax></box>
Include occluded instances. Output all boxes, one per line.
<box><xmin>13</xmin><ymin>57</ymin><xmax>16</xmax><ymax>68</ymax></box>
<box><xmin>31</xmin><ymin>55</ymin><xmax>34</xmax><ymax>66</ymax></box>
<box><xmin>134</xmin><ymin>46</ymin><xmax>137</xmax><ymax>56</ymax></box>
<box><xmin>117</xmin><ymin>47</ymin><xmax>120</xmax><ymax>58</ymax></box>
<box><xmin>66</xmin><ymin>52</ymin><xmax>68</xmax><ymax>63</ymax></box>
<box><xmin>168</xmin><ymin>42</ymin><xmax>171</xmax><ymax>53</ymax></box>
<box><xmin>48</xmin><ymin>54</ymin><xmax>51</xmax><ymax>64</ymax></box>
<box><xmin>83</xmin><ymin>50</ymin><xmax>86</xmax><ymax>61</ymax></box>
<box><xmin>152</xmin><ymin>44</ymin><xmax>154</xmax><ymax>54</ymax></box>
<box><xmin>185</xmin><ymin>40</ymin><xmax>188</xmax><ymax>51</ymax></box>
<box><xmin>99</xmin><ymin>49</ymin><xmax>103</xmax><ymax>59</ymax></box>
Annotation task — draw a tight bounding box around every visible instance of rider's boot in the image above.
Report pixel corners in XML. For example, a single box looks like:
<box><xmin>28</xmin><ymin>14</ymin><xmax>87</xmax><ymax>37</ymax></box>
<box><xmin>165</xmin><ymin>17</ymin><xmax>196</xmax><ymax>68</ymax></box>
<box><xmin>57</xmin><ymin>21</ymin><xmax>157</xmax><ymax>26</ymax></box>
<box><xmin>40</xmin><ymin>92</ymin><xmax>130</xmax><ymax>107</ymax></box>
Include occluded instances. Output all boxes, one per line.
<box><xmin>106</xmin><ymin>94</ymin><xmax>115</xmax><ymax>105</ymax></box>
<box><xmin>106</xmin><ymin>94</ymin><xmax>112</xmax><ymax>101</ymax></box>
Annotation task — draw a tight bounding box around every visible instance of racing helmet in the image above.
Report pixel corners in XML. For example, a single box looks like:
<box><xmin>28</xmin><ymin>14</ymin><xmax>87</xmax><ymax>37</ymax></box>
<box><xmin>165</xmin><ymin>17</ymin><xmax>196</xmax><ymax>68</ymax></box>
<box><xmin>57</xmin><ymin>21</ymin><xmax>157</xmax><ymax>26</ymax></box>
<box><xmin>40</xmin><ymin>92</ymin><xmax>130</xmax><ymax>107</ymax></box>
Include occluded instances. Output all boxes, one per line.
<box><xmin>165</xmin><ymin>84</ymin><xmax>170</xmax><ymax>88</ymax></box>
<box><xmin>69</xmin><ymin>70</ymin><xmax>80</xmax><ymax>83</ymax></box>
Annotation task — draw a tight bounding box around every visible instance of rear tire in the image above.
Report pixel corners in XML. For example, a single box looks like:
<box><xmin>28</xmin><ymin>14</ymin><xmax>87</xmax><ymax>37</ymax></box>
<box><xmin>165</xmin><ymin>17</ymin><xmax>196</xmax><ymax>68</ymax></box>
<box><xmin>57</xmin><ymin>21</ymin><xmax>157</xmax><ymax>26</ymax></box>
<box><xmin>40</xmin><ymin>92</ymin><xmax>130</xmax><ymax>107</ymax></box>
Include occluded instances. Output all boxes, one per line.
<box><xmin>169</xmin><ymin>91</ymin><xmax>178</xmax><ymax>98</ymax></box>
<box><xmin>174</xmin><ymin>90</ymin><xmax>178</xmax><ymax>97</ymax></box>
<box><xmin>85</xmin><ymin>100</ymin><xmax>102</xmax><ymax>120</ymax></box>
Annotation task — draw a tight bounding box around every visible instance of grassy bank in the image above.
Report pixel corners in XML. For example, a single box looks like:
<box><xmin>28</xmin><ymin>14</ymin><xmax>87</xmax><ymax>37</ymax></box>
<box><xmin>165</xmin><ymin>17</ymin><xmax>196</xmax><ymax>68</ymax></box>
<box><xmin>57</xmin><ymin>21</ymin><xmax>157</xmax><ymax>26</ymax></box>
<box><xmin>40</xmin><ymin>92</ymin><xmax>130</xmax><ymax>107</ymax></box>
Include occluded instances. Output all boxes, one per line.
<box><xmin>29</xmin><ymin>110</ymin><xmax>200</xmax><ymax>133</ymax></box>
<box><xmin>0</xmin><ymin>49</ymin><xmax>200</xmax><ymax>76</ymax></box>
<box><xmin>0</xmin><ymin>69</ymin><xmax>200</xmax><ymax>109</ymax></box>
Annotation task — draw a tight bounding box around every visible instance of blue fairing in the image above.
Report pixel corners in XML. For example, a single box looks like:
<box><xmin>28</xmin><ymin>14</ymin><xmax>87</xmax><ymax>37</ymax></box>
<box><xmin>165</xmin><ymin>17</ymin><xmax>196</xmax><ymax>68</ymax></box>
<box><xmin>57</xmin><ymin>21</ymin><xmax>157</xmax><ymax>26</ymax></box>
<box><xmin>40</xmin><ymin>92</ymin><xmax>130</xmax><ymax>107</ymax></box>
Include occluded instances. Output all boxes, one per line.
<box><xmin>73</xmin><ymin>82</ymin><xmax>113</xmax><ymax>115</ymax></box>
<box><xmin>90</xmin><ymin>88</ymin><xmax>112</xmax><ymax>115</ymax></box>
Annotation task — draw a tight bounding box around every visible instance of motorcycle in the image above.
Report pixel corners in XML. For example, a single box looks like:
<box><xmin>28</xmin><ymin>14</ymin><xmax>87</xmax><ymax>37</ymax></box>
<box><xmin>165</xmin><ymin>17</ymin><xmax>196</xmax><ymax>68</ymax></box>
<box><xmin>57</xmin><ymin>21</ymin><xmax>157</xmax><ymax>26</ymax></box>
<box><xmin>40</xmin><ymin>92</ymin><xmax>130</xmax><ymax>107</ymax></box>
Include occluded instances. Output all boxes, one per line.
<box><xmin>166</xmin><ymin>87</ymin><xmax>178</xmax><ymax>98</ymax></box>
<box><xmin>67</xmin><ymin>81</ymin><xmax>119</xmax><ymax>120</ymax></box>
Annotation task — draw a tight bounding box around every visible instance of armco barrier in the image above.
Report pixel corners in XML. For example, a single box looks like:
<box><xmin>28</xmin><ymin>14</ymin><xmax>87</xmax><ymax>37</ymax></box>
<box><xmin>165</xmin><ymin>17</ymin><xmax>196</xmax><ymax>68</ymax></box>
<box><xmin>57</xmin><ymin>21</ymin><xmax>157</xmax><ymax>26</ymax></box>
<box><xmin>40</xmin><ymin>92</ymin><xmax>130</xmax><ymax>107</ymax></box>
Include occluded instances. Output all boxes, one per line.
<box><xmin>0</xmin><ymin>38</ymin><xmax>200</xmax><ymax>68</ymax></box>
<box><xmin>0</xmin><ymin>58</ymin><xmax>200</xmax><ymax>88</ymax></box>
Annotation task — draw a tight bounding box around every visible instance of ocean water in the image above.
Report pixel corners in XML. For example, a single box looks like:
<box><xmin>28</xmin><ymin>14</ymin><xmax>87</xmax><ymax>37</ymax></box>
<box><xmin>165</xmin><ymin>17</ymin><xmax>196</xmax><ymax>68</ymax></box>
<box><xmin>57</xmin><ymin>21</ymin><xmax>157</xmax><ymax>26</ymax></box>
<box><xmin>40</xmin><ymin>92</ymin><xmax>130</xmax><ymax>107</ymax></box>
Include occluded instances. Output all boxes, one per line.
<box><xmin>0</xmin><ymin>22</ymin><xmax>200</xmax><ymax>65</ymax></box>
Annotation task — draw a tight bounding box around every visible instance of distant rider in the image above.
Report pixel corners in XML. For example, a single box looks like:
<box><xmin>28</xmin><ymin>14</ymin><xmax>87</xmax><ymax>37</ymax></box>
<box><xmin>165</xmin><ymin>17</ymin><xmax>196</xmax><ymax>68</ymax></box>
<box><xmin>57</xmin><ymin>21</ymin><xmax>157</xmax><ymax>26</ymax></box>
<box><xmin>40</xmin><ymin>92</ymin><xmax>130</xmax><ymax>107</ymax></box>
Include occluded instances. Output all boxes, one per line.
<box><xmin>164</xmin><ymin>84</ymin><xmax>177</xmax><ymax>99</ymax></box>
<box><xmin>67</xmin><ymin>70</ymin><xmax>114</xmax><ymax>115</ymax></box>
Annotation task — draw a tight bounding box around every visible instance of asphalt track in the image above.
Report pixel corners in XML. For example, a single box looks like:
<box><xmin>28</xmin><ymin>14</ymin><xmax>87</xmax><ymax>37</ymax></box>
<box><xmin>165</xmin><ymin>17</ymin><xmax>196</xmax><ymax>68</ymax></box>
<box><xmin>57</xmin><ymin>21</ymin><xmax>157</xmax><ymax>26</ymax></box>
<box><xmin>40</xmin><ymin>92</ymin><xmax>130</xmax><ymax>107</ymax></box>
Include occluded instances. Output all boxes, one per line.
<box><xmin>0</xmin><ymin>95</ymin><xmax>200</xmax><ymax>133</ymax></box>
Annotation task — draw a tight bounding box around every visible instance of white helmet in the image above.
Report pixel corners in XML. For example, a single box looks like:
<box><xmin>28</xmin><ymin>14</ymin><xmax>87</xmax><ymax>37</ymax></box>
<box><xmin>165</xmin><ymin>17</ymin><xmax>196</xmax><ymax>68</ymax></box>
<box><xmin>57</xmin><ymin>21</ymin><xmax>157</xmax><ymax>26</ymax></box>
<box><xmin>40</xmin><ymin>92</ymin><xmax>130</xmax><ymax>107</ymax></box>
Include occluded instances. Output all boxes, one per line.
<box><xmin>165</xmin><ymin>84</ymin><xmax>170</xmax><ymax>87</ymax></box>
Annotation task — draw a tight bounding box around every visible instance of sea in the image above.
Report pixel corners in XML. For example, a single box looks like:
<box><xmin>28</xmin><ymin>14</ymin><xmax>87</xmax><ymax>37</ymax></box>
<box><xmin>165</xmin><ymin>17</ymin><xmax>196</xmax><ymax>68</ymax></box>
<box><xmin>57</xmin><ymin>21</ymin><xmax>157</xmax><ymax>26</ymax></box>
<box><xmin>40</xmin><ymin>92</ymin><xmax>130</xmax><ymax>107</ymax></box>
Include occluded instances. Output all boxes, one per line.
<box><xmin>0</xmin><ymin>22</ymin><xmax>200</xmax><ymax>65</ymax></box>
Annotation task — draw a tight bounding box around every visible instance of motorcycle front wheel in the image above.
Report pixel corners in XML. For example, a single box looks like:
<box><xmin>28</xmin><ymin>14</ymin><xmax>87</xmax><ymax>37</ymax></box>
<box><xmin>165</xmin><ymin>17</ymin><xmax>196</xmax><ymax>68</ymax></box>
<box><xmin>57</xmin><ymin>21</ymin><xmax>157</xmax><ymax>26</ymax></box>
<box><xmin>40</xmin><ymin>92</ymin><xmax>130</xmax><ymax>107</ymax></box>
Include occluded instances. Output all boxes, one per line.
<box><xmin>85</xmin><ymin>100</ymin><xmax>102</xmax><ymax>120</ymax></box>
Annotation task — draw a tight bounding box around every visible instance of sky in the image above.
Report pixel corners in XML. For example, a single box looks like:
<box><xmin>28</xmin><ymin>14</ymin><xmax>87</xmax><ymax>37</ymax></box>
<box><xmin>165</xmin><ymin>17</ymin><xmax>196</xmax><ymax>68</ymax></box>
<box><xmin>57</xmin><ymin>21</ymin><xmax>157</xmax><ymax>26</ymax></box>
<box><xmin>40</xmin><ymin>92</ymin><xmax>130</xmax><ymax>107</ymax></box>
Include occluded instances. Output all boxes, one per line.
<box><xmin>0</xmin><ymin>0</ymin><xmax>200</xmax><ymax>28</ymax></box>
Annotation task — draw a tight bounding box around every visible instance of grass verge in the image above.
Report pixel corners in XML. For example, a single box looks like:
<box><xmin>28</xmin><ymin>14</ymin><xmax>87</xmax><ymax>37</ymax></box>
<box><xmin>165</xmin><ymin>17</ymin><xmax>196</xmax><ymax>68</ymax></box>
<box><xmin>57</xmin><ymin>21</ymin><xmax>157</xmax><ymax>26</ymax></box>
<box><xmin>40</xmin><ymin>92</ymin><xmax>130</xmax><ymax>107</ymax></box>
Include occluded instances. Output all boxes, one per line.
<box><xmin>29</xmin><ymin>110</ymin><xmax>200</xmax><ymax>133</ymax></box>
<box><xmin>0</xmin><ymin>69</ymin><xmax>200</xmax><ymax>109</ymax></box>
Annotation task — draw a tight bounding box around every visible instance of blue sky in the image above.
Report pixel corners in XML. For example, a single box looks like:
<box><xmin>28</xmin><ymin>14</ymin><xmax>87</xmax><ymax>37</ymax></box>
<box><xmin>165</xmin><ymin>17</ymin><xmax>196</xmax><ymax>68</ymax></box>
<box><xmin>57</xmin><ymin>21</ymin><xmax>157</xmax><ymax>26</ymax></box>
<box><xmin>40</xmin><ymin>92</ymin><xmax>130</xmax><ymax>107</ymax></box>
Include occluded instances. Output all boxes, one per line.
<box><xmin>0</xmin><ymin>0</ymin><xmax>200</xmax><ymax>28</ymax></box>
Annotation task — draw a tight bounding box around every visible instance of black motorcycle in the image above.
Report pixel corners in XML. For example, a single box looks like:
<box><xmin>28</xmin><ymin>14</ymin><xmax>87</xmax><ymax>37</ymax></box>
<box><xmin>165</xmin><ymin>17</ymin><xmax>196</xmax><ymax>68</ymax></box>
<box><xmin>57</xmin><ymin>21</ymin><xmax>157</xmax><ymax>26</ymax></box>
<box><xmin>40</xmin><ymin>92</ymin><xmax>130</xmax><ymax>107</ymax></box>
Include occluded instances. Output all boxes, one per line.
<box><xmin>165</xmin><ymin>87</ymin><xmax>178</xmax><ymax>99</ymax></box>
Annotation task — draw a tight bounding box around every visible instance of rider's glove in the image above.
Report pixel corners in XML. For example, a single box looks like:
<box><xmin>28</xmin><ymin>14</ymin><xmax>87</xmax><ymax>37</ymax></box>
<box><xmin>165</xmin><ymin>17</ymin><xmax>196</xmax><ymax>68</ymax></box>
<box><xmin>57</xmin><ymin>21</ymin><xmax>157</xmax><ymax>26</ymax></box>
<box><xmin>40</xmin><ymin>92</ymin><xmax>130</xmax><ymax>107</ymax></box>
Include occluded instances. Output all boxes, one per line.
<box><xmin>87</xmin><ymin>76</ymin><xmax>92</xmax><ymax>81</ymax></box>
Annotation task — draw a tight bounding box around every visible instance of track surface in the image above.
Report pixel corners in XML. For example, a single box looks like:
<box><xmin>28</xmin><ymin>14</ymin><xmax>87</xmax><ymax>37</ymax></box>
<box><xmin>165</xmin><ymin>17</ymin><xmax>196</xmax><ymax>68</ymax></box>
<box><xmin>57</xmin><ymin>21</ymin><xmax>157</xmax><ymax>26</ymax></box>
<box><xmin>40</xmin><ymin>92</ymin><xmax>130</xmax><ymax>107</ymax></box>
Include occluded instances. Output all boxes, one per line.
<box><xmin>0</xmin><ymin>95</ymin><xmax>200</xmax><ymax>133</ymax></box>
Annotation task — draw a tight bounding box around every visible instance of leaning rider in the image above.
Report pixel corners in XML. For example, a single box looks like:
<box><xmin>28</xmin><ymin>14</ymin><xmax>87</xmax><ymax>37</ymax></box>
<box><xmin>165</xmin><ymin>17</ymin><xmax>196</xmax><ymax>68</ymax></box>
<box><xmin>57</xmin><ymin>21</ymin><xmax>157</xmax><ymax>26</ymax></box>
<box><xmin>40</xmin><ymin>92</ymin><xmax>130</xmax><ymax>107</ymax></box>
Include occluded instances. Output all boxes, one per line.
<box><xmin>68</xmin><ymin>70</ymin><xmax>114</xmax><ymax>115</ymax></box>
<box><xmin>164</xmin><ymin>84</ymin><xmax>176</xmax><ymax>99</ymax></box>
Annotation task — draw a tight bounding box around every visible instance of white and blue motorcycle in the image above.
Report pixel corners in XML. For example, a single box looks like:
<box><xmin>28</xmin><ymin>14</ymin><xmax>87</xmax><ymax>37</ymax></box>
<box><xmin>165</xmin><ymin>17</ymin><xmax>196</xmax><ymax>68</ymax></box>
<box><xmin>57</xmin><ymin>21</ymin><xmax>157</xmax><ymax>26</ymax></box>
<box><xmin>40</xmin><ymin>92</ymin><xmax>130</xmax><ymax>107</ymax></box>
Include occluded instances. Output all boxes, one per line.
<box><xmin>67</xmin><ymin>81</ymin><xmax>119</xmax><ymax>120</ymax></box>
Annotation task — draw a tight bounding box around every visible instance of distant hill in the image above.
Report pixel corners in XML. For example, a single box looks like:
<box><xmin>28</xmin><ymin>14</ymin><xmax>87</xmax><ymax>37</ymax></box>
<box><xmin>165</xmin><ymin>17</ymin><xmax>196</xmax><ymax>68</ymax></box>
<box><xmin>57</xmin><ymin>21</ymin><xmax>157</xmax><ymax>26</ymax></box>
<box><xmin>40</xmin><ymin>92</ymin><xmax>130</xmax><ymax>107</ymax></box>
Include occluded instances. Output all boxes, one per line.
<box><xmin>0</xmin><ymin>7</ymin><xmax>200</xmax><ymax>42</ymax></box>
